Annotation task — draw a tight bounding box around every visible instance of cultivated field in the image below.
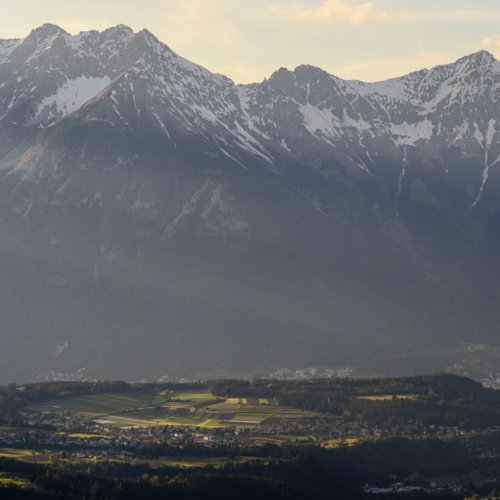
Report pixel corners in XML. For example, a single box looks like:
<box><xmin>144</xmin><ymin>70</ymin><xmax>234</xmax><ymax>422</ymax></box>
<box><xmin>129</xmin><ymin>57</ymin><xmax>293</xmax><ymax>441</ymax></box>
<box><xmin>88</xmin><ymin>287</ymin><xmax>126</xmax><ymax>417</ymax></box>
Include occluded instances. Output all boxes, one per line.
<box><xmin>354</xmin><ymin>394</ymin><xmax>417</xmax><ymax>401</ymax></box>
<box><xmin>34</xmin><ymin>390</ymin><xmax>318</xmax><ymax>428</ymax></box>
<box><xmin>0</xmin><ymin>448</ymin><xmax>51</xmax><ymax>463</ymax></box>
<box><xmin>0</xmin><ymin>472</ymin><xmax>31</xmax><ymax>489</ymax></box>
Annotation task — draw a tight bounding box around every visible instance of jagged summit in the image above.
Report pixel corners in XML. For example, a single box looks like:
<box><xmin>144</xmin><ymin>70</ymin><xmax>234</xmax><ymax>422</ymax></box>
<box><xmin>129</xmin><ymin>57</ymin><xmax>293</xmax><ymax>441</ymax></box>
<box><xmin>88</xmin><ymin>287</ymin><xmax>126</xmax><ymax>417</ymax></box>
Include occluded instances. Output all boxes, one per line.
<box><xmin>266</xmin><ymin>64</ymin><xmax>336</xmax><ymax>85</ymax></box>
<box><xmin>28</xmin><ymin>23</ymin><xmax>133</xmax><ymax>39</ymax></box>
<box><xmin>137</xmin><ymin>27</ymin><xmax>159</xmax><ymax>42</ymax></box>
<box><xmin>28</xmin><ymin>23</ymin><xmax>68</xmax><ymax>38</ymax></box>
<box><xmin>103</xmin><ymin>24</ymin><xmax>134</xmax><ymax>35</ymax></box>
<box><xmin>6</xmin><ymin>25</ymin><xmax>500</xmax><ymax>88</ymax></box>
<box><xmin>0</xmin><ymin>25</ymin><xmax>498</xmax><ymax>382</ymax></box>
<box><xmin>254</xmin><ymin>50</ymin><xmax>499</xmax><ymax>89</ymax></box>
<box><xmin>0</xmin><ymin>24</ymin><xmax>497</xmax><ymax>174</ymax></box>
<box><xmin>457</xmin><ymin>49</ymin><xmax>497</xmax><ymax>64</ymax></box>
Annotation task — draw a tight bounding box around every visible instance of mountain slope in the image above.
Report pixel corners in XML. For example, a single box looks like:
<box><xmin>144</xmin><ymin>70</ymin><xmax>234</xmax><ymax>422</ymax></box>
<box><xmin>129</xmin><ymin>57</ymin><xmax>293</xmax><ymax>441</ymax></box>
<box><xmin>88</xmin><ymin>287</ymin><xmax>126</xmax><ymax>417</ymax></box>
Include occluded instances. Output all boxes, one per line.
<box><xmin>0</xmin><ymin>25</ymin><xmax>499</xmax><ymax>382</ymax></box>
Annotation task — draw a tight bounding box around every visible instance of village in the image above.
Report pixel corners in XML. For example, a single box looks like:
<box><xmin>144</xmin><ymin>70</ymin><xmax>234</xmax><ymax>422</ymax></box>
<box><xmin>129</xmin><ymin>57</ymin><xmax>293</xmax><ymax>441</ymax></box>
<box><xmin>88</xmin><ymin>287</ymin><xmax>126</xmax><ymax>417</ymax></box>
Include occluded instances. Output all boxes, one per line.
<box><xmin>1</xmin><ymin>376</ymin><xmax>500</xmax><ymax>498</ymax></box>
<box><xmin>1</xmin><ymin>401</ymin><xmax>499</xmax><ymax>465</ymax></box>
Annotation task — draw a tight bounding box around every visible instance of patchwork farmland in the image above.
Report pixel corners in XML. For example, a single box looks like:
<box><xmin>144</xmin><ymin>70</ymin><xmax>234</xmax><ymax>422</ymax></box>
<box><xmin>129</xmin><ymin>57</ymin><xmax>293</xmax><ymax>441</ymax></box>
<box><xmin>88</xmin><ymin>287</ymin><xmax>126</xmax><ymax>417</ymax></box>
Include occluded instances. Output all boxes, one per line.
<box><xmin>34</xmin><ymin>390</ymin><xmax>318</xmax><ymax>428</ymax></box>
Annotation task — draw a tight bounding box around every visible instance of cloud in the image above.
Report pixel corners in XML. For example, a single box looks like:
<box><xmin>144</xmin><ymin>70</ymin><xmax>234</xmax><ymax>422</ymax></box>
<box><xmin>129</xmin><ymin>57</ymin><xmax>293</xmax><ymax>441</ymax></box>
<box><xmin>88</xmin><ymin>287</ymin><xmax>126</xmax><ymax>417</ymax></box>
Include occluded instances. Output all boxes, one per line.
<box><xmin>269</xmin><ymin>0</ymin><xmax>386</xmax><ymax>25</ymax></box>
<box><xmin>482</xmin><ymin>34</ymin><xmax>500</xmax><ymax>56</ymax></box>
<box><xmin>388</xmin><ymin>10</ymin><xmax>500</xmax><ymax>24</ymax></box>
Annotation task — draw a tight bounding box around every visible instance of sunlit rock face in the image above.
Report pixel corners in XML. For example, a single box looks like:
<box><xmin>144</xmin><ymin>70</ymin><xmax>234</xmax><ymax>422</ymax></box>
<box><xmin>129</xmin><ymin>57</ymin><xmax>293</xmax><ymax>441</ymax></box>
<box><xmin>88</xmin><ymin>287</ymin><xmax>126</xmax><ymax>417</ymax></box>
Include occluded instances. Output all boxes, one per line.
<box><xmin>0</xmin><ymin>25</ymin><xmax>498</xmax><ymax>382</ymax></box>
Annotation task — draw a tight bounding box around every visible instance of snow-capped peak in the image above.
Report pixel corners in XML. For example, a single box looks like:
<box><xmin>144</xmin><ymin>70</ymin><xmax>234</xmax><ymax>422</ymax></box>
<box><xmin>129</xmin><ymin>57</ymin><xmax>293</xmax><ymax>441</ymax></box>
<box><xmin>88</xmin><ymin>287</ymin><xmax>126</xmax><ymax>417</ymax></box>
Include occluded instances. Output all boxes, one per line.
<box><xmin>0</xmin><ymin>25</ymin><xmax>497</xmax><ymax>178</ymax></box>
<box><xmin>103</xmin><ymin>24</ymin><xmax>134</xmax><ymax>36</ymax></box>
<box><xmin>27</xmin><ymin>23</ymin><xmax>68</xmax><ymax>39</ymax></box>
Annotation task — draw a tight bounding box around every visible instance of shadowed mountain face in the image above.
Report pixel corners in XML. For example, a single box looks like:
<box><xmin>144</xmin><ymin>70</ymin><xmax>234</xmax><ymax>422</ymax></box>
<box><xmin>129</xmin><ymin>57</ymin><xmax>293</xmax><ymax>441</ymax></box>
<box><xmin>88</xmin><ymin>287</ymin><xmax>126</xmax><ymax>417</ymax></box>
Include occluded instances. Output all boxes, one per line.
<box><xmin>0</xmin><ymin>24</ymin><xmax>499</xmax><ymax>383</ymax></box>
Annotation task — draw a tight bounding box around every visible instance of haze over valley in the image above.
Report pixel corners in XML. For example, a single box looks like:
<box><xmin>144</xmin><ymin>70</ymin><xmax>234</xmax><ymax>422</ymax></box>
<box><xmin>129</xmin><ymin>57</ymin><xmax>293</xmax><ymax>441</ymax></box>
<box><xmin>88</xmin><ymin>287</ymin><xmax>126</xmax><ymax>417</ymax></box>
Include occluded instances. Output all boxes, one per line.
<box><xmin>0</xmin><ymin>24</ymin><xmax>499</xmax><ymax>383</ymax></box>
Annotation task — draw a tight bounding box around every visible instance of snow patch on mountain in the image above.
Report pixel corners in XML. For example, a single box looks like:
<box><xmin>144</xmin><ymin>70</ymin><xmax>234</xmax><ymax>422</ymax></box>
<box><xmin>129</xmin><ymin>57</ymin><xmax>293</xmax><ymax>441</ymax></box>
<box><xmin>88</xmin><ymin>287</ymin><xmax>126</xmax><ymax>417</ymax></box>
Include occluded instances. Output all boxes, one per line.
<box><xmin>25</xmin><ymin>26</ymin><xmax>67</xmax><ymax>64</ymax></box>
<box><xmin>391</xmin><ymin>120</ymin><xmax>434</xmax><ymax>146</ymax></box>
<box><xmin>355</xmin><ymin>76</ymin><xmax>416</xmax><ymax>102</ymax></box>
<box><xmin>300</xmin><ymin>104</ymin><xmax>337</xmax><ymax>137</ymax></box>
<box><xmin>0</xmin><ymin>39</ymin><xmax>21</xmax><ymax>63</ymax></box>
<box><xmin>486</xmin><ymin>119</ymin><xmax>497</xmax><ymax>147</ymax></box>
<box><xmin>0</xmin><ymin>23</ymin><xmax>497</xmax><ymax>184</ymax></box>
<box><xmin>35</xmin><ymin>76</ymin><xmax>112</xmax><ymax>125</ymax></box>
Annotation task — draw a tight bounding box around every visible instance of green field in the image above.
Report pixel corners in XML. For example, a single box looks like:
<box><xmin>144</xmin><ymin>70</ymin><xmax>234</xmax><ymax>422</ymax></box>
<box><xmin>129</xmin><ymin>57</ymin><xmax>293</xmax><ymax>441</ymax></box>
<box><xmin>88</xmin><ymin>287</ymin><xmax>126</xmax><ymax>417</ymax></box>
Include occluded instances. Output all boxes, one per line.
<box><xmin>141</xmin><ymin>455</ymin><xmax>268</xmax><ymax>469</ymax></box>
<box><xmin>170</xmin><ymin>392</ymin><xmax>219</xmax><ymax>403</ymax></box>
<box><xmin>205</xmin><ymin>399</ymin><xmax>317</xmax><ymax>424</ymax></box>
<box><xmin>38</xmin><ymin>391</ymin><xmax>161</xmax><ymax>415</ymax></box>
<box><xmin>355</xmin><ymin>394</ymin><xmax>417</xmax><ymax>401</ymax></box>
<box><xmin>322</xmin><ymin>438</ymin><xmax>361</xmax><ymax>448</ymax></box>
<box><xmin>0</xmin><ymin>448</ymin><xmax>35</xmax><ymax>459</ymax></box>
<box><xmin>0</xmin><ymin>448</ymin><xmax>51</xmax><ymax>463</ymax></box>
<box><xmin>34</xmin><ymin>390</ymin><xmax>317</xmax><ymax>428</ymax></box>
<box><xmin>66</xmin><ymin>433</ymin><xmax>111</xmax><ymax>439</ymax></box>
<box><xmin>0</xmin><ymin>473</ymin><xmax>31</xmax><ymax>489</ymax></box>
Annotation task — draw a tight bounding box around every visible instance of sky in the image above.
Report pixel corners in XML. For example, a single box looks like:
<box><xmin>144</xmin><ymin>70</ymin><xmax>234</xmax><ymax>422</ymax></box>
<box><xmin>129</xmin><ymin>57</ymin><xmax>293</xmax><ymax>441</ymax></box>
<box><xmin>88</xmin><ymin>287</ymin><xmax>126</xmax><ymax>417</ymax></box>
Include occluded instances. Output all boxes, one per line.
<box><xmin>0</xmin><ymin>0</ymin><xmax>499</xmax><ymax>83</ymax></box>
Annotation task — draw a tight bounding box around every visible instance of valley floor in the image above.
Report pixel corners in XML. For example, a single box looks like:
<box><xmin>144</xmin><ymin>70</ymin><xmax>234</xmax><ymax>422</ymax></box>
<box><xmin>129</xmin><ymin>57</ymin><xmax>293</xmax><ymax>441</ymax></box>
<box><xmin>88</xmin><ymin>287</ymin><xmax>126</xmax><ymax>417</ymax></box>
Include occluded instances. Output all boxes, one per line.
<box><xmin>1</xmin><ymin>375</ymin><xmax>500</xmax><ymax>498</ymax></box>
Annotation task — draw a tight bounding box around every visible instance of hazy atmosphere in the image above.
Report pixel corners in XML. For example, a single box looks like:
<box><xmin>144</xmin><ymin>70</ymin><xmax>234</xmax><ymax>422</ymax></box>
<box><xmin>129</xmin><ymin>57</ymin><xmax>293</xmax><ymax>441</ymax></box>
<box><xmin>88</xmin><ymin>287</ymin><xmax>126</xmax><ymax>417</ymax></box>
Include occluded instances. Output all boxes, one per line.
<box><xmin>0</xmin><ymin>2</ymin><xmax>500</xmax><ymax>497</ymax></box>
<box><xmin>1</xmin><ymin>0</ymin><xmax>499</xmax><ymax>82</ymax></box>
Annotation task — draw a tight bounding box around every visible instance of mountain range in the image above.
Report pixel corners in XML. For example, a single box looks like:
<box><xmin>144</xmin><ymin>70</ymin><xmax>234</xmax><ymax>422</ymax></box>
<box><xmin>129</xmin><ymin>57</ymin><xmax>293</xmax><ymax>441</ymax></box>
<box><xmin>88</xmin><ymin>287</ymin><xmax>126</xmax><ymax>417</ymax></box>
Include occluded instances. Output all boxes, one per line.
<box><xmin>0</xmin><ymin>24</ymin><xmax>499</xmax><ymax>382</ymax></box>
